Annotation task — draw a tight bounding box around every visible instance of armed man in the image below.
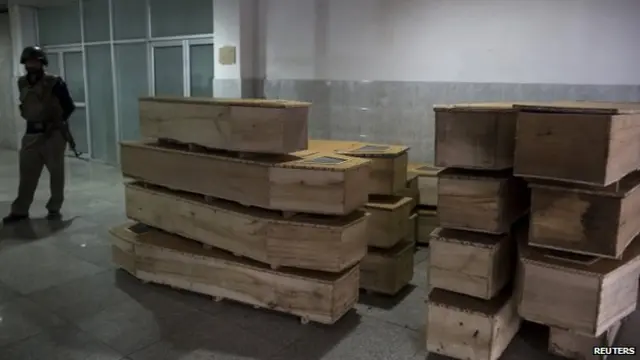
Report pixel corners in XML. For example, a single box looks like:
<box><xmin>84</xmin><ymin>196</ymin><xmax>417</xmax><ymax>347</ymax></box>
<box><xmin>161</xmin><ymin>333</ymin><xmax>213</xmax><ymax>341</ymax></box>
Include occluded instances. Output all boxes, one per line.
<box><xmin>2</xmin><ymin>46</ymin><xmax>76</xmax><ymax>224</ymax></box>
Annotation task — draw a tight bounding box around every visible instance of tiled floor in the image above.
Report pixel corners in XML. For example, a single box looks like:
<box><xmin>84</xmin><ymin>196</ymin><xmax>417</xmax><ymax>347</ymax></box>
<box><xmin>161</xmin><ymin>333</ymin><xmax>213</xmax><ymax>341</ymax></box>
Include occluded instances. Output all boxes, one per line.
<box><xmin>0</xmin><ymin>149</ymin><xmax>637</xmax><ymax>360</ymax></box>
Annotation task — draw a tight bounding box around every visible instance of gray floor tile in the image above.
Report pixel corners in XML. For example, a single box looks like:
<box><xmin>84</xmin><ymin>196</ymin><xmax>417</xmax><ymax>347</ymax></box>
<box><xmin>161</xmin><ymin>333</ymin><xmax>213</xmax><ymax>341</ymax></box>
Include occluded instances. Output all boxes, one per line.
<box><xmin>0</xmin><ymin>281</ymin><xmax>18</xmax><ymax>304</ymax></box>
<box><xmin>28</xmin><ymin>271</ymin><xmax>146</xmax><ymax>323</ymax></box>
<box><xmin>411</xmin><ymin>260</ymin><xmax>429</xmax><ymax>289</ymax></box>
<box><xmin>0</xmin><ymin>324</ymin><xmax>124</xmax><ymax>360</ymax></box>
<box><xmin>49</xmin><ymin>227</ymin><xmax>116</xmax><ymax>268</ymax></box>
<box><xmin>129</xmin><ymin>310</ymin><xmax>283</xmax><ymax>360</ymax></box>
<box><xmin>270</xmin><ymin>317</ymin><xmax>420</xmax><ymax>360</ymax></box>
<box><xmin>414</xmin><ymin>248</ymin><xmax>429</xmax><ymax>265</ymax></box>
<box><xmin>0</xmin><ymin>240</ymin><xmax>105</xmax><ymax>294</ymax></box>
<box><xmin>357</xmin><ymin>286</ymin><xmax>427</xmax><ymax>331</ymax></box>
<box><xmin>0</xmin><ymin>297</ymin><xmax>66</xmax><ymax>347</ymax></box>
<box><xmin>77</xmin><ymin>288</ymin><xmax>202</xmax><ymax>355</ymax></box>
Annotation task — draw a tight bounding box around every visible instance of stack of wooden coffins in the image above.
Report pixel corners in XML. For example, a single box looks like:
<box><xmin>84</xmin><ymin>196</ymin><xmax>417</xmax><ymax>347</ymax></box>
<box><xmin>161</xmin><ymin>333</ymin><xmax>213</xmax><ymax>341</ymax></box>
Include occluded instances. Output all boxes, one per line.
<box><xmin>426</xmin><ymin>103</ymin><xmax>528</xmax><ymax>360</ymax></box>
<box><xmin>307</xmin><ymin>139</ymin><xmax>415</xmax><ymax>295</ymax></box>
<box><xmin>407</xmin><ymin>163</ymin><xmax>441</xmax><ymax>246</ymax></box>
<box><xmin>513</xmin><ymin>102</ymin><xmax>640</xmax><ymax>359</ymax></box>
<box><xmin>110</xmin><ymin>97</ymin><xmax>373</xmax><ymax>325</ymax></box>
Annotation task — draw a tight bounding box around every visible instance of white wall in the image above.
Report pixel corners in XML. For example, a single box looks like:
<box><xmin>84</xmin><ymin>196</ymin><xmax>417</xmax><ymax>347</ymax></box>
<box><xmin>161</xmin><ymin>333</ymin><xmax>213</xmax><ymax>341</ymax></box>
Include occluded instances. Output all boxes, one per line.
<box><xmin>265</xmin><ymin>0</ymin><xmax>640</xmax><ymax>85</ymax></box>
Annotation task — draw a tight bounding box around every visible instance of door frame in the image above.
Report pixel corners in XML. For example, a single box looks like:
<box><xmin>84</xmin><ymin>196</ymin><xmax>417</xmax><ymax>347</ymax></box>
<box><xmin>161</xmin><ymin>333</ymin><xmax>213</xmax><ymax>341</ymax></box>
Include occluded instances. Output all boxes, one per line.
<box><xmin>149</xmin><ymin>37</ymin><xmax>214</xmax><ymax>97</ymax></box>
<box><xmin>43</xmin><ymin>47</ymin><xmax>91</xmax><ymax>159</ymax></box>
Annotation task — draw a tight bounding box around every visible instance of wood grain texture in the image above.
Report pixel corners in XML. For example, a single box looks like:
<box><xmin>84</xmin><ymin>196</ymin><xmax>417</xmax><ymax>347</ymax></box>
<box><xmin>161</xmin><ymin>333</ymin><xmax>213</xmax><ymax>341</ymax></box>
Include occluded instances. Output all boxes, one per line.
<box><xmin>360</xmin><ymin>240</ymin><xmax>414</xmax><ymax>295</ymax></box>
<box><xmin>109</xmin><ymin>223</ymin><xmax>359</xmax><ymax>325</ymax></box>
<box><xmin>396</xmin><ymin>173</ymin><xmax>420</xmax><ymax>209</ymax></box>
<box><xmin>438</xmin><ymin>169</ymin><xmax>530</xmax><ymax>234</ymax></box>
<box><xmin>408</xmin><ymin>213</ymin><xmax>418</xmax><ymax>244</ymax></box>
<box><xmin>429</xmin><ymin>228</ymin><xmax>514</xmax><ymax>300</ymax></box>
<box><xmin>549</xmin><ymin>319</ymin><xmax>623</xmax><ymax>360</ymax></box>
<box><xmin>408</xmin><ymin>163</ymin><xmax>442</xmax><ymax>206</ymax></box>
<box><xmin>124</xmin><ymin>182</ymin><xmax>369</xmax><ymax>272</ymax></box>
<box><xmin>434</xmin><ymin>105</ymin><xmax>518</xmax><ymax>170</ymax></box>
<box><xmin>308</xmin><ymin>139</ymin><xmax>409</xmax><ymax>194</ymax></box>
<box><xmin>518</xmin><ymin>235</ymin><xmax>640</xmax><ymax>336</ymax></box>
<box><xmin>529</xmin><ymin>172</ymin><xmax>640</xmax><ymax>258</ymax></box>
<box><xmin>139</xmin><ymin>97</ymin><xmax>310</xmax><ymax>154</ymax></box>
<box><xmin>417</xmin><ymin>208</ymin><xmax>438</xmax><ymax>245</ymax></box>
<box><xmin>426</xmin><ymin>287</ymin><xmax>521</xmax><ymax>360</ymax></box>
<box><xmin>514</xmin><ymin>111</ymin><xmax>640</xmax><ymax>186</ymax></box>
<box><xmin>120</xmin><ymin>141</ymin><xmax>370</xmax><ymax>216</ymax></box>
<box><xmin>364</xmin><ymin>195</ymin><xmax>414</xmax><ymax>249</ymax></box>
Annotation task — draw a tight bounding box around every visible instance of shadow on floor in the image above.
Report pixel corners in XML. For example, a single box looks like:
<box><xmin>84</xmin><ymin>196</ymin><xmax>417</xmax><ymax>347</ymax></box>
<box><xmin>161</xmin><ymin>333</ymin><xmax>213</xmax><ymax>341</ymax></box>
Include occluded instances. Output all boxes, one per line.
<box><xmin>0</xmin><ymin>216</ymin><xmax>77</xmax><ymax>241</ymax></box>
<box><xmin>112</xmin><ymin>270</ymin><xmax>363</xmax><ymax>359</ymax></box>
<box><xmin>359</xmin><ymin>284</ymin><xmax>417</xmax><ymax>310</ymax></box>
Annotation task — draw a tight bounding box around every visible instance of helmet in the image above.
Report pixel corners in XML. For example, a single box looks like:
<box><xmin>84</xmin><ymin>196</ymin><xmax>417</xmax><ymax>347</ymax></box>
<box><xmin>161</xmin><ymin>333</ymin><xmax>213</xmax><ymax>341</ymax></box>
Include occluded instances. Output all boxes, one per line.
<box><xmin>20</xmin><ymin>46</ymin><xmax>48</xmax><ymax>66</ymax></box>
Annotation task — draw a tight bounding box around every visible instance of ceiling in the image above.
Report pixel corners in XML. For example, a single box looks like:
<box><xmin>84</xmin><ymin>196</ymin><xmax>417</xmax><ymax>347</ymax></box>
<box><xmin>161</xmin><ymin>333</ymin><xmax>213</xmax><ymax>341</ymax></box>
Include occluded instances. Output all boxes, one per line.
<box><xmin>0</xmin><ymin>0</ymin><xmax>77</xmax><ymax>7</ymax></box>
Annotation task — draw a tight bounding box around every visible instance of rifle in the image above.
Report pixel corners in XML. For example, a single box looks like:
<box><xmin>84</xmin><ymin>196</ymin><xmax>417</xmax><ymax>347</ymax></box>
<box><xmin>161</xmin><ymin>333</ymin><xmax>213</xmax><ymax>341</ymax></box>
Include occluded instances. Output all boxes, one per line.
<box><xmin>60</xmin><ymin>121</ymin><xmax>82</xmax><ymax>158</ymax></box>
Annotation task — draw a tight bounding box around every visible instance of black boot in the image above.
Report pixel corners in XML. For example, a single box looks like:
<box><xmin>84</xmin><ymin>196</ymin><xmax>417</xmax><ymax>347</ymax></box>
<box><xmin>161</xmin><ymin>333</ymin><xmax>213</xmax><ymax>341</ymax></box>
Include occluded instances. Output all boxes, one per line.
<box><xmin>46</xmin><ymin>211</ymin><xmax>62</xmax><ymax>220</ymax></box>
<box><xmin>2</xmin><ymin>213</ymin><xmax>29</xmax><ymax>224</ymax></box>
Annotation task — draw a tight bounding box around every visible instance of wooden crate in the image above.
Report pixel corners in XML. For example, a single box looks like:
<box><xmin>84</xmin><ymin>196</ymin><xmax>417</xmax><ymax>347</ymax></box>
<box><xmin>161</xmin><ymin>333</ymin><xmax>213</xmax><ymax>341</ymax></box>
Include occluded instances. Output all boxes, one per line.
<box><xmin>513</xmin><ymin>102</ymin><xmax>640</xmax><ymax>186</ymax></box>
<box><xmin>109</xmin><ymin>223</ymin><xmax>359</xmax><ymax>325</ymax></box>
<box><xmin>396</xmin><ymin>173</ymin><xmax>420</xmax><ymax>208</ymax></box>
<box><xmin>434</xmin><ymin>103</ymin><xmax>518</xmax><ymax>170</ymax></box>
<box><xmin>125</xmin><ymin>182</ymin><xmax>369</xmax><ymax>272</ymax></box>
<box><xmin>529</xmin><ymin>172</ymin><xmax>640</xmax><ymax>259</ymax></box>
<box><xmin>549</xmin><ymin>319</ymin><xmax>623</xmax><ymax>360</ymax></box>
<box><xmin>364</xmin><ymin>195</ymin><xmax>413</xmax><ymax>249</ymax></box>
<box><xmin>438</xmin><ymin>169</ymin><xmax>529</xmax><ymax>234</ymax></box>
<box><xmin>429</xmin><ymin>228</ymin><xmax>514</xmax><ymax>299</ymax></box>
<box><xmin>408</xmin><ymin>213</ymin><xmax>417</xmax><ymax>243</ymax></box>
<box><xmin>139</xmin><ymin>97</ymin><xmax>310</xmax><ymax>154</ymax></box>
<box><xmin>408</xmin><ymin>163</ymin><xmax>442</xmax><ymax>207</ymax></box>
<box><xmin>360</xmin><ymin>240</ymin><xmax>414</xmax><ymax>295</ymax></box>
<box><xmin>308</xmin><ymin>139</ymin><xmax>409</xmax><ymax>194</ymax></box>
<box><xmin>519</xmin><ymin>236</ymin><xmax>640</xmax><ymax>336</ymax></box>
<box><xmin>417</xmin><ymin>208</ymin><xmax>438</xmax><ymax>245</ymax></box>
<box><xmin>120</xmin><ymin>140</ymin><xmax>370</xmax><ymax>216</ymax></box>
<box><xmin>426</xmin><ymin>287</ymin><xmax>521</xmax><ymax>360</ymax></box>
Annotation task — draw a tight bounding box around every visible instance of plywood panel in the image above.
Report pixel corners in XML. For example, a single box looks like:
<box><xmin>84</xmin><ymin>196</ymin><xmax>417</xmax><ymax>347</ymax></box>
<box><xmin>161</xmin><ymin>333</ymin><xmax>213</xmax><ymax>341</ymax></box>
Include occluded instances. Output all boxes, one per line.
<box><xmin>139</xmin><ymin>97</ymin><xmax>310</xmax><ymax>154</ymax></box>
<box><xmin>110</xmin><ymin>223</ymin><xmax>359</xmax><ymax>325</ymax></box>
<box><xmin>120</xmin><ymin>141</ymin><xmax>370</xmax><ymax>215</ymax></box>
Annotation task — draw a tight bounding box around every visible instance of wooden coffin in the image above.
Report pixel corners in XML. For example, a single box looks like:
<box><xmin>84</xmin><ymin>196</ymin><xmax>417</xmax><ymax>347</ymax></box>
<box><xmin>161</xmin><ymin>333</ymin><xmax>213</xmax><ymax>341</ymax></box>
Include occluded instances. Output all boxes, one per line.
<box><xmin>426</xmin><ymin>287</ymin><xmax>521</xmax><ymax>360</ymax></box>
<box><xmin>360</xmin><ymin>240</ymin><xmax>414</xmax><ymax>295</ymax></box>
<box><xmin>109</xmin><ymin>223</ymin><xmax>359</xmax><ymax>325</ymax></box>
<box><xmin>417</xmin><ymin>208</ymin><xmax>438</xmax><ymax>245</ymax></box>
<box><xmin>120</xmin><ymin>141</ymin><xmax>370</xmax><ymax>216</ymax></box>
<box><xmin>408</xmin><ymin>213</ymin><xmax>417</xmax><ymax>243</ymax></box>
<box><xmin>396</xmin><ymin>173</ymin><xmax>420</xmax><ymax>208</ymax></box>
<box><xmin>529</xmin><ymin>172</ymin><xmax>640</xmax><ymax>259</ymax></box>
<box><xmin>518</xmin><ymin>236</ymin><xmax>640</xmax><ymax>336</ymax></box>
<box><xmin>124</xmin><ymin>182</ymin><xmax>369</xmax><ymax>272</ymax></box>
<box><xmin>438</xmin><ymin>169</ymin><xmax>529</xmax><ymax>234</ymax></box>
<box><xmin>434</xmin><ymin>103</ymin><xmax>518</xmax><ymax>170</ymax></box>
<box><xmin>429</xmin><ymin>228</ymin><xmax>514</xmax><ymax>299</ymax></box>
<box><xmin>308</xmin><ymin>139</ymin><xmax>409</xmax><ymax>194</ymax></box>
<box><xmin>408</xmin><ymin>163</ymin><xmax>442</xmax><ymax>206</ymax></box>
<box><xmin>139</xmin><ymin>97</ymin><xmax>310</xmax><ymax>154</ymax></box>
<box><xmin>549</xmin><ymin>319</ymin><xmax>623</xmax><ymax>360</ymax></box>
<box><xmin>513</xmin><ymin>102</ymin><xmax>640</xmax><ymax>186</ymax></box>
<box><xmin>364</xmin><ymin>195</ymin><xmax>413</xmax><ymax>249</ymax></box>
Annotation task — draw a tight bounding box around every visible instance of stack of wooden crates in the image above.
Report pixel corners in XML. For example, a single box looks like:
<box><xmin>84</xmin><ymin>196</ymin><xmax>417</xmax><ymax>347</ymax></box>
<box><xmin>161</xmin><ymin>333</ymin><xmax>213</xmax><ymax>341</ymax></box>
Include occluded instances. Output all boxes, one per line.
<box><xmin>513</xmin><ymin>102</ymin><xmax>640</xmax><ymax>359</ymax></box>
<box><xmin>407</xmin><ymin>163</ymin><xmax>441</xmax><ymax>246</ymax></box>
<box><xmin>109</xmin><ymin>97</ymin><xmax>374</xmax><ymax>325</ymax></box>
<box><xmin>426</xmin><ymin>103</ymin><xmax>529</xmax><ymax>360</ymax></box>
<box><xmin>307</xmin><ymin>140</ymin><xmax>416</xmax><ymax>295</ymax></box>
